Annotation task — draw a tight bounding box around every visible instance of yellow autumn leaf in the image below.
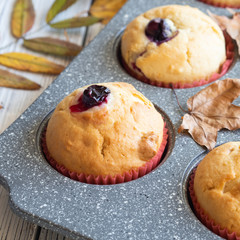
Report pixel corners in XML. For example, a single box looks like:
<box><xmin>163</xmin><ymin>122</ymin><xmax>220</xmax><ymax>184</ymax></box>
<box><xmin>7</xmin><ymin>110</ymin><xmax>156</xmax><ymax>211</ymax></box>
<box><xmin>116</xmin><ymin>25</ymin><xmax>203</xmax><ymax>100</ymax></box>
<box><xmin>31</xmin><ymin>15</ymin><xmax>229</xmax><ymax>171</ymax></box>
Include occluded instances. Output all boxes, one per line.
<box><xmin>0</xmin><ymin>53</ymin><xmax>65</xmax><ymax>74</ymax></box>
<box><xmin>0</xmin><ymin>69</ymin><xmax>40</xmax><ymax>90</ymax></box>
<box><xmin>11</xmin><ymin>0</ymin><xmax>35</xmax><ymax>38</ymax></box>
<box><xmin>90</xmin><ymin>0</ymin><xmax>127</xmax><ymax>24</ymax></box>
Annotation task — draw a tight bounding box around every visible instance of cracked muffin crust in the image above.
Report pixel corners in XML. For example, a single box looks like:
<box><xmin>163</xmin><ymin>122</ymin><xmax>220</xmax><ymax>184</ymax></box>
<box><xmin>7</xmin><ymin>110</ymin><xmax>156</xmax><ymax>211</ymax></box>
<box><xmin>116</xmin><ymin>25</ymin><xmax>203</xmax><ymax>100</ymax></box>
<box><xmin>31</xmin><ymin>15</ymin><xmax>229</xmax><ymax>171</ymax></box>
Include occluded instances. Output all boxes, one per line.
<box><xmin>46</xmin><ymin>82</ymin><xmax>164</xmax><ymax>177</ymax></box>
<box><xmin>194</xmin><ymin>142</ymin><xmax>240</xmax><ymax>235</ymax></box>
<box><xmin>121</xmin><ymin>5</ymin><xmax>226</xmax><ymax>86</ymax></box>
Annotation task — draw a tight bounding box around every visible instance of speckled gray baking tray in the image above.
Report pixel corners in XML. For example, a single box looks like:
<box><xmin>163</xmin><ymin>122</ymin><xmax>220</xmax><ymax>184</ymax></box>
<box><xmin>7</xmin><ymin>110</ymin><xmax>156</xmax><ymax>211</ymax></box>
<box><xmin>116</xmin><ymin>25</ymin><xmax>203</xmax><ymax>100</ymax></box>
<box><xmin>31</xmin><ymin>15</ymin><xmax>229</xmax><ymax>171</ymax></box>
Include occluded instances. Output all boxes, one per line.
<box><xmin>0</xmin><ymin>0</ymin><xmax>239</xmax><ymax>239</ymax></box>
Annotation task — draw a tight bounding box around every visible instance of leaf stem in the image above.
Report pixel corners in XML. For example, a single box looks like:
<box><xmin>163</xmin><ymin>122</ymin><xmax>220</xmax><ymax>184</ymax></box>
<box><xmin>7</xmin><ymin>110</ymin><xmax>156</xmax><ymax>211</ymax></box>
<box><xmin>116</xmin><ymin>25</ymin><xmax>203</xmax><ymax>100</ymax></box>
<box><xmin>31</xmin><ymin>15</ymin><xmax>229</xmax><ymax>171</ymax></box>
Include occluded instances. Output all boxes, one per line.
<box><xmin>0</xmin><ymin>23</ymin><xmax>48</xmax><ymax>51</ymax></box>
<box><xmin>23</xmin><ymin>23</ymin><xmax>48</xmax><ymax>39</ymax></box>
<box><xmin>171</xmin><ymin>85</ymin><xmax>188</xmax><ymax>113</ymax></box>
<box><xmin>75</xmin><ymin>10</ymin><xmax>89</xmax><ymax>18</ymax></box>
<box><xmin>0</xmin><ymin>40</ymin><xmax>18</xmax><ymax>51</ymax></box>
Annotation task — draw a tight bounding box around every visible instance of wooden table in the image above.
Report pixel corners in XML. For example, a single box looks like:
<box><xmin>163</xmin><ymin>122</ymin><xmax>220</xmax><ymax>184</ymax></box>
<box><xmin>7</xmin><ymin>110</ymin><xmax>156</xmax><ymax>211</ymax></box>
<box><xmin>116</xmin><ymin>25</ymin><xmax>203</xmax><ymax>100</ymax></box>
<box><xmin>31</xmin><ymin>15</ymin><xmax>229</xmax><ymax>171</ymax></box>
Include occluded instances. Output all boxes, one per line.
<box><xmin>0</xmin><ymin>0</ymin><xmax>103</xmax><ymax>239</ymax></box>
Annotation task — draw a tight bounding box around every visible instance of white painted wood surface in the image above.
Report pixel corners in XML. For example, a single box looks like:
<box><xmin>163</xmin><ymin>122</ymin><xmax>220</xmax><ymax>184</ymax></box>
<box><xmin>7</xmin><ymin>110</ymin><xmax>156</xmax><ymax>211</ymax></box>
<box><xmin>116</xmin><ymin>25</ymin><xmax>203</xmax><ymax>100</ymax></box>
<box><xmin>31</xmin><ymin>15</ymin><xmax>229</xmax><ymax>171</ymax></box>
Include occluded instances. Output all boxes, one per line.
<box><xmin>0</xmin><ymin>0</ymin><xmax>104</xmax><ymax>239</ymax></box>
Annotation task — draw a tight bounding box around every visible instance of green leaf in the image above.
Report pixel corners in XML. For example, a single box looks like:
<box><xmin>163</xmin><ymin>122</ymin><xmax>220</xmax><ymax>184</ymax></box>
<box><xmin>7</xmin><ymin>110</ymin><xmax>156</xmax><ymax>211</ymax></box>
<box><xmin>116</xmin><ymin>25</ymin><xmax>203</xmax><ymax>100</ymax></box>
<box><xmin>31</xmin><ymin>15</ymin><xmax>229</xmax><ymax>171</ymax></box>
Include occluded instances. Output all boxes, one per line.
<box><xmin>46</xmin><ymin>0</ymin><xmax>77</xmax><ymax>23</ymax></box>
<box><xmin>50</xmin><ymin>16</ymin><xmax>101</xmax><ymax>29</ymax></box>
<box><xmin>23</xmin><ymin>37</ymin><xmax>82</xmax><ymax>56</ymax></box>
<box><xmin>0</xmin><ymin>69</ymin><xmax>40</xmax><ymax>90</ymax></box>
<box><xmin>11</xmin><ymin>0</ymin><xmax>35</xmax><ymax>38</ymax></box>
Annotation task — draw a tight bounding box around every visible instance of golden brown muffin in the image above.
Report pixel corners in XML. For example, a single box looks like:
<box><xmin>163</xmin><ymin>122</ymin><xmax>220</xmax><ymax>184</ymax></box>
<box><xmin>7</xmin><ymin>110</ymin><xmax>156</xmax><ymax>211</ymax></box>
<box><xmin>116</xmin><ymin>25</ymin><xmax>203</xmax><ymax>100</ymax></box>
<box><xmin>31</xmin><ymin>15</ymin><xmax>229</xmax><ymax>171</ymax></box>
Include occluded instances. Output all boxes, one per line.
<box><xmin>121</xmin><ymin>5</ymin><xmax>226</xmax><ymax>86</ymax></box>
<box><xmin>194</xmin><ymin>142</ymin><xmax>240</xmax><ymax>235</ymax></box>
<box><xmin>46</xmin><ymin>82</ymin><xmax>164</xmax><ymax>177</ymax></box>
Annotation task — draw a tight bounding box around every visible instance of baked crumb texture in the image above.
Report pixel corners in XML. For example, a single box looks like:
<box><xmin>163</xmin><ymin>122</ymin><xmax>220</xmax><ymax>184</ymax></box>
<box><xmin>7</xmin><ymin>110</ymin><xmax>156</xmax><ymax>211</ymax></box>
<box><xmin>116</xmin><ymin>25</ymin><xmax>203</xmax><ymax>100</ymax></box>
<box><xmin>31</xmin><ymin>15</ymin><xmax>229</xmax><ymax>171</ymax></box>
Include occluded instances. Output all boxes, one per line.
<box><xmin>121</xmin><ymin>5</ymin><xmax>227</xmax><ymax>86</ymax></box>
<box><xmin>193</xmin><ymin>142</ymin><xmax>240</xmax><ymax>237</ymax></box>
<box><xmin>46</xmin><ymin>82</ymin><xmax>166</xmax><ymax>178</ymax></box>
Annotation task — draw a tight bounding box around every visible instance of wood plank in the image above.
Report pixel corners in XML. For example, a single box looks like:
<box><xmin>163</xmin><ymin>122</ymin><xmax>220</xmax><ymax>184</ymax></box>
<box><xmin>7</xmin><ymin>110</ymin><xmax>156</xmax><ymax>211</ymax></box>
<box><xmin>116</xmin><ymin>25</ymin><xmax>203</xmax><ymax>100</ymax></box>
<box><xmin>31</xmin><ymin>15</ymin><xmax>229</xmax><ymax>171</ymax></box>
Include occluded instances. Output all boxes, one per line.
<box><xmin>38</xmin><ymin>227</ymin><xmax>69</xmax><ymax>240</ymax></box>
<box><xmin>0</xmin><ymin>0</ymin><xmax>90</xmax><ymax>134</ymax></box>
<box><xmin>0</xmin><ymin>0</ymin><xmax>97</xmax><ymax>239</ymax></box>
<box><xmin>84</xmin><ymin>23</ymin><xmax>105</xmax><ymax>46</ymax></box>
<box><xmin>0</xmin><ymin>186</ymin><xmax>38</xmax><ymax>240</ymax></box>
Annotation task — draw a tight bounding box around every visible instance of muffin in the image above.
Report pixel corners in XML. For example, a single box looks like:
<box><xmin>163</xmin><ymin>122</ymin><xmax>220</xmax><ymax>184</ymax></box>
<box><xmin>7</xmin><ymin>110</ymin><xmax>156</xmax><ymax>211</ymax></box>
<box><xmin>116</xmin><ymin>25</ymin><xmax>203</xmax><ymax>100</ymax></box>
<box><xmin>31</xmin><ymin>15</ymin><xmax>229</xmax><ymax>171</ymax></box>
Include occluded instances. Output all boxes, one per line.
<box><xmin>191</xmin><ymin>142</ymin><xmax>240</xmax><ymax>238</ymax></box>
<box><xmin>44</xmin><ymin>82</ymin><xmax>167</xmax><ymax>184</ymax></box>
<box><xmin>198</xmin><ymin>0</ymin><xmax>240</xmax><ymax>8</ymax></box>
<box><xmin>121</xmin><ymin>5</ymin><xmax>229</xmax><ymax>88</ymax></box>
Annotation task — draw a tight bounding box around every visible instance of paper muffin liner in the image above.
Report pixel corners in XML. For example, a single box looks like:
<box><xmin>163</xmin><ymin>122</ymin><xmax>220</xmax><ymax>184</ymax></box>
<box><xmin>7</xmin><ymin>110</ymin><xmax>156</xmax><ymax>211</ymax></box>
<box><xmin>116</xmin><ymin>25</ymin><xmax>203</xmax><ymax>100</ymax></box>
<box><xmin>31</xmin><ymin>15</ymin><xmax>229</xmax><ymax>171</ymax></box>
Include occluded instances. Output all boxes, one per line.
<box><xmin>122</xmin><ymin>31</ymin><xmax>234</xmax><ymax>89</ymax></box>
<box><xmin>189</xmin><ymin>170</ymin><xmax>240</xmax><ymax>240</ymax></box>
<box><xmin>197</xmin><ymin>0</ymin><xmax>240</xmax><ymax>8</ymax></box>
<box><xmin>41</xmin><ymin>123</ymin><xmax>168</xmax><ymax>185</ymax></box>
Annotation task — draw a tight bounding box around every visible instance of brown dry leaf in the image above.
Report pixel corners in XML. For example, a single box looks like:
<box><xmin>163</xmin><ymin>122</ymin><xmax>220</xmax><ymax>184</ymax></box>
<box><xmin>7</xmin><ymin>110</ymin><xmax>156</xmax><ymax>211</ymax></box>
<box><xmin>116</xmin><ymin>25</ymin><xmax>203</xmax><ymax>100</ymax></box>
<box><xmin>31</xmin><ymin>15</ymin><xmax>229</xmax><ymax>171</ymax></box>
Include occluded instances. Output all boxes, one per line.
<box><xmin>0</xmin><ymin>105</ymin><xmax>2</xmax><ymax>109</ymax></box>
<box><xmin>23</xmin><ymin>37</ymin><xmax>82</xmax><ymax>56</ymax></box>
<box><xmin>90</xmin><ymin>0</ymin><xmax>127</xmax><ymax>24</ymax></box>
<box><xmin>0</xmin><ymin>53</ymin><xmax>64</xmax><ymax>74</ymax></box>
<box><xmin>0</xmin><ymin>69</ymin><xmax>40</xmax><ymax>90</ymax></box>
<box><xmin>11</xmin><ymin>0</ymin><xmax>35</xmax><ymax>38</ymax></box>
<box><xmin>50</xmin><ymin>16</ymin><xmax>101</xmax><ymax>29</ymax></box>
<box><xmin>46</xmin><ymin>0</ymin><xmax>77</xmax><ymax>23</ymax></box>
<box><xmin>179</xmin><ymin>79</ymin><xmax>240</xmax><ymax>150</ymax></box>
<box><xmin>209</xmin><ymin>11</ymin><xmax>240</xmax><ymax>54</ymax></box>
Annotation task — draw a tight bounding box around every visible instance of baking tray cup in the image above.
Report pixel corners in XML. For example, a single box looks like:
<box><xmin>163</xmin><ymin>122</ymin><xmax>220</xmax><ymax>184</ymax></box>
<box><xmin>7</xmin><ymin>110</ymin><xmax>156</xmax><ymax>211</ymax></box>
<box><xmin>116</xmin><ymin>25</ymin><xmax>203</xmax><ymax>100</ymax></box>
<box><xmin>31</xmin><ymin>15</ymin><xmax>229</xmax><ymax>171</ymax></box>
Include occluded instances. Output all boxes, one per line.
<box><xmin>39</xmin><ymin>106</ymin><xmax>171</xmax><ymax>185</ymax></box>
<box><xmin>0</xmin><ymin>0</ymin><xmax>239</xmax><ymax>239</ymax></box>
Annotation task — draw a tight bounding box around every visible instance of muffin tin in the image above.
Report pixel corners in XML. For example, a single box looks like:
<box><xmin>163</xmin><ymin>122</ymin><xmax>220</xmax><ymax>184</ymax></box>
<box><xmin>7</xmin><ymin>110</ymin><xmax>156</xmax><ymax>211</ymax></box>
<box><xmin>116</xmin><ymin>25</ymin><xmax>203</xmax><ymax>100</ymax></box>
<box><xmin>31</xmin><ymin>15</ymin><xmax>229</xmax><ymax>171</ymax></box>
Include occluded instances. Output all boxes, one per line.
<box><xmin>0</xmin><ymin>0</ymin><xmax>239</xmax><ymax>239</ymax></box>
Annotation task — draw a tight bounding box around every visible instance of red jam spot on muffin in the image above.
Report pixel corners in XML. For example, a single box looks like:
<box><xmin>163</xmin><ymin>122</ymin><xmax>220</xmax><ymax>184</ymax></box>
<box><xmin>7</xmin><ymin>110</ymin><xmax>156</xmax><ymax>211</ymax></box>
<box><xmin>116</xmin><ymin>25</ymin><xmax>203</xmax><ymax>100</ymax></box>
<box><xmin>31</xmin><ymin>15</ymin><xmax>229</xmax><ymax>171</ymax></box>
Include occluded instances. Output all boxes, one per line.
<box><xmin>145</xmin><ymin>18</ymin><xmax>178</xmax><ymax>45</ymax></box>
<box><xmin>70</xmin><ymin>85</ymin><xmax>110</xmax><ymax>112</ymax></box>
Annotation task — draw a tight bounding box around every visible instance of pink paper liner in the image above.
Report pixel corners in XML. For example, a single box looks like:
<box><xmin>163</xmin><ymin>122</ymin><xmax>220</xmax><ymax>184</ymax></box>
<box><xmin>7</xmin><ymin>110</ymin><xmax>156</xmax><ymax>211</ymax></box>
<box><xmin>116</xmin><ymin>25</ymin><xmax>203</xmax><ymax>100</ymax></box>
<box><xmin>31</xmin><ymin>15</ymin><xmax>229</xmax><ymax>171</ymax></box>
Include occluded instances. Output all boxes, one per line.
<box><xmin>42</xmin><ymin>123</ymin><xmax>168</xmax><ymax>185</ymax></box>
<box><xmin>122</xmin><ymin>31</ymin><xmax>234</xmax><ymax>89</ymax></box>
<box><xmin>197</xmin><ymin>0</ymin><xmax>240</xmax><ymax>8</ymax></box>
<box><xmin>189</xmin><ymin>170</ymin><xmax>240</xmax><ymax>240</ymax></box>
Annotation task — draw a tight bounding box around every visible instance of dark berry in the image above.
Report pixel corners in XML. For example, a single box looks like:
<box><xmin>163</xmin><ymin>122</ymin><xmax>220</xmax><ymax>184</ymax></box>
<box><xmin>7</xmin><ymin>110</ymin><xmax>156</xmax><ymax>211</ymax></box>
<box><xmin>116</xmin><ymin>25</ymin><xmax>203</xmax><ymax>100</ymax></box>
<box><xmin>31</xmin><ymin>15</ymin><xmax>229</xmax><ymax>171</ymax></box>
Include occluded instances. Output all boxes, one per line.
<box><xmin>70</xmin><ymin>85</ymin><xmax>110</xmax><ymax>113</ymax></box>
<box><xmin>145</xmin><ymin>18</ymin><xmax>176</xmax><ymax>45</ymax></box>
<box><xmin>82</xmin><ymin>85</ymin><xmax>110</xmax><ymax>108</ymax></box>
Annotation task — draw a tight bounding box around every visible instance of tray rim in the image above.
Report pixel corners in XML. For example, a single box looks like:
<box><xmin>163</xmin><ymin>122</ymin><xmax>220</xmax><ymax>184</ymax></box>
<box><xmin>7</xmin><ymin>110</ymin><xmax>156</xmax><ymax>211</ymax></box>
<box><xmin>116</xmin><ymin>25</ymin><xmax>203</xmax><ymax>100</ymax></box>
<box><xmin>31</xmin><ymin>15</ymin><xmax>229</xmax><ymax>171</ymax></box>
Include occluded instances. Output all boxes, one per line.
<box><xmin>0</xmin><ymin>0</ymin><xmax>238</xmax><ymax>239</ymax></box>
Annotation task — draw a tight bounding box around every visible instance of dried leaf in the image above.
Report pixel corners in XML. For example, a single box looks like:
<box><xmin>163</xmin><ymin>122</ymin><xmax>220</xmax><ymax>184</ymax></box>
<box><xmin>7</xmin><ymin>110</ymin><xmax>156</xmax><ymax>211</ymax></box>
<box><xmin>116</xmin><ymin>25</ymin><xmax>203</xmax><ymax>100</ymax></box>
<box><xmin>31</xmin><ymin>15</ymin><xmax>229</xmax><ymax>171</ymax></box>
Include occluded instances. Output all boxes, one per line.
<box><xmin>23</xmin><ymin>37</ymin><xmax>82</xmax><ymax>56</ymax></box>
<box><xmin>0</xmin><ymin>69</ymin><xmax>40</xmax><ymax>90</ymax></box>
<box><xmin>0</xmin><ymin>105</ymin><xmax>2</xmax><ymax>109</ymax></box>
<box><xmin>0</xmin><ymin>53</ymin><xmax>64</xmax><ymax>74</ymax></box>
<box><xmin>90</xmin><ymin>0</ymin><xmax>127</xmax><ymax>24</ymax></box>
<box><xmin>209</xmin><ymin>11</ymin><xmax>240</xmax><ymax>54</ymax></box>
<box><xmin>11</xmin><ymin>0</ymin><xmax>35</xmax><ymax>38</ymax></box>
<box><xmin>50</xmin><ymin>16</ymin><xmax>101</xmax><ymax>29</ymax></box>
<box><xmin>46</xmin><ymin>0</ymin><xmax>76</xmax><ymax>23</ymax></box>
<box><xmin>179</xmin><ymin>79</ymin><xmax>240</xmax><ymax>150</ymax></box>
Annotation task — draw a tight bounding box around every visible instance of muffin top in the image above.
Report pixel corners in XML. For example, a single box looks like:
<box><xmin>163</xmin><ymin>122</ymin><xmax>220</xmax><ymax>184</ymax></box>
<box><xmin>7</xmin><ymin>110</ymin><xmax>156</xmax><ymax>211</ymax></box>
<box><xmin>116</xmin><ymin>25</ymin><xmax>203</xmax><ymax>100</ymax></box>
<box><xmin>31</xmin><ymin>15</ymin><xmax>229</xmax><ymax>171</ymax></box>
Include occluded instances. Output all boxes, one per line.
<box><xmin>194</xmin><ymin>142</ymin><xmax>240</xmax><ymax>235</ymax></box>
<box><xmin>46</xmin><ymin>82</ymin><xmax>164</xmax><ymax>177</ymax></box>
<box><xmin>121</xmin><ymin>5</ymin><xmax>226</xmax><ymax>85</ymax></box>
